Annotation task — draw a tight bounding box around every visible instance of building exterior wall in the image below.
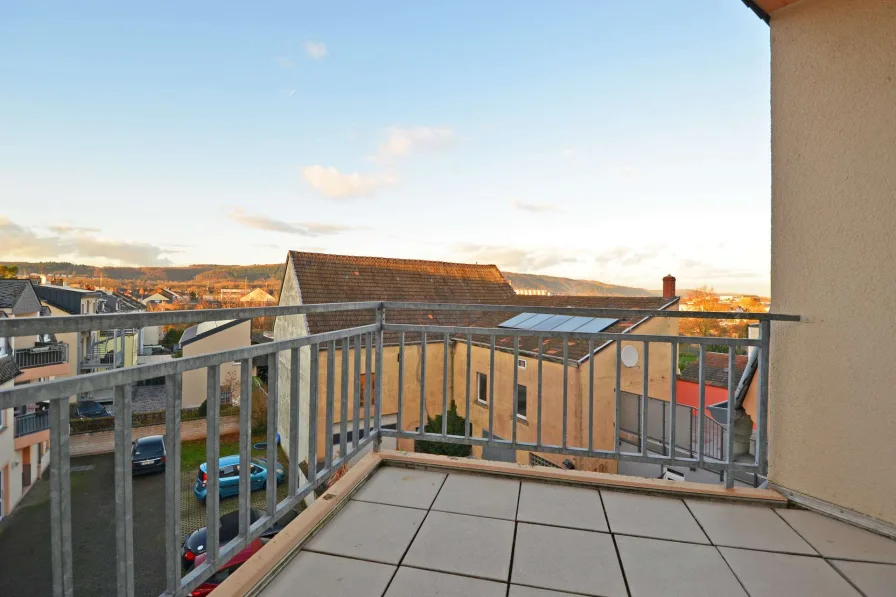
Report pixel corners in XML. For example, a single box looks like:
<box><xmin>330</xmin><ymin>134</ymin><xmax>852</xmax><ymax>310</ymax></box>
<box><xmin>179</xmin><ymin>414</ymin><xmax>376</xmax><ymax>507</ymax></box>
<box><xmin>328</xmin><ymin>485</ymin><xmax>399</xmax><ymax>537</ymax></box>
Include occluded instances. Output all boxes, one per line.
<box><xmin>770</xmin><ymin>0</ymin><xmax>896</xmax><ymax>523</ymax></box>
<box><xmin>0</xmin><ymin>379</ymin><xmax>13</xmax><ymax>516</ymax></box>
<box><xmin>181</xmin><ymin>321</ymin><xmax>250</xmax><ymax>408</ymax></box>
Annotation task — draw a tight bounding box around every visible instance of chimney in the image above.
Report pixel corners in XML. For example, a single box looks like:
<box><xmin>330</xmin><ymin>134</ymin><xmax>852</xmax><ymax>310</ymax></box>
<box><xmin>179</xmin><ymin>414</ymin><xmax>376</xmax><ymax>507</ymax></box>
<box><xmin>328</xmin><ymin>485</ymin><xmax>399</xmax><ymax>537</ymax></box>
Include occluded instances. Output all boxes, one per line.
<box><xmin>662</xmin><ymin>274</ymin><xmax>676</xmax><ymax>298</ymax></box>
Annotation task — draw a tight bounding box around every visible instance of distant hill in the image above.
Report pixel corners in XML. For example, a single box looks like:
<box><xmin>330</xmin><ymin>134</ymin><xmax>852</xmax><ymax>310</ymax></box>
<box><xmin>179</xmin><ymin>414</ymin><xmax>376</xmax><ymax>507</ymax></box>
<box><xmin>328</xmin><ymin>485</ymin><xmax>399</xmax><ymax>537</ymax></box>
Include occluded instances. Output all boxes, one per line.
<box><xmin>503</xmin><ymin>272</ymin><xmax>655</xmax><ymax>297</ymax></box>
<box><xmin>2</xmin><ymin>261</ymin><xmax>284</xmax><ymax>283</ymax></box>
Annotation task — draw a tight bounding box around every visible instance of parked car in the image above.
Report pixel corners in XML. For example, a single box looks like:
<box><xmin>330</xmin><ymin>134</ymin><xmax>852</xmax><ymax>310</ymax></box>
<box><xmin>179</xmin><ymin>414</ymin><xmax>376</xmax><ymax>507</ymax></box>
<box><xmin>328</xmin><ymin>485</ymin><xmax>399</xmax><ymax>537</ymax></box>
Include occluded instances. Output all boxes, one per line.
<box><xmin>75</xmin><ymin>400</ymin><xmax>110</xmax><ymax>418</ymax></box>
<box><xmin>193</xmin><ymin>455</ymin><xmax>285</xmax><ymax>502</ymax></box>
<box><xmin>131</xmin><ymin>435</ymin><xmax>166</xmax><ymax>475</ymax></box>
<box><xmin>182</xmin><ymin>508</ymin><xmax>298</xmax><ymax>569</ymax></box>
<box><xmin>187</xmin><ymin>538</ymin><xmax>264</xmax><ymax>596</ymax></box>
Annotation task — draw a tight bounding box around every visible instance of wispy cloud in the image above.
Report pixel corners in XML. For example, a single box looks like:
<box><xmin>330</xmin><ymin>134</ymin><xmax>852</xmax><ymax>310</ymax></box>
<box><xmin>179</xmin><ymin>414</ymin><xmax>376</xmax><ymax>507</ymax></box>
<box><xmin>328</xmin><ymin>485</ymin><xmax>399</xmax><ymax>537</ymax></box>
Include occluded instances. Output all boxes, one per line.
<box><xmin>453</xmin><ymin>243</ymin><xmax>577</xmax><ymax>272</ymax></box>
<box><xmin>275</xmin><ymin>56</ymin><xmax>294</xmax><ymax>69</ymax></box>
<box><xmin>227</xmin><ymin>208</ymin><xmax>356</xmax><ymax>236</ymax></box>
<box><xmin>0</xmin><ymin>217</ymin><xmax>172</xmax><ymax>265</ymax></box>
<box><xmin>375</xmin><ymin>126</ymin><xmax>455</xmax><ymax>161</ymax></box>
<box><xmin>301</xmin><ymin>165</ymin><xmax>395</xmax><ymax>199</ymax></box>
<box><xmin>510</xmin><ymin>200</ymin><xmax>563</xmax><ymax>214</ymax></box>
<box><xmin>304</xmin><ymin>41</ymin><xmax>327</xmax><ymax>60</ymax></box>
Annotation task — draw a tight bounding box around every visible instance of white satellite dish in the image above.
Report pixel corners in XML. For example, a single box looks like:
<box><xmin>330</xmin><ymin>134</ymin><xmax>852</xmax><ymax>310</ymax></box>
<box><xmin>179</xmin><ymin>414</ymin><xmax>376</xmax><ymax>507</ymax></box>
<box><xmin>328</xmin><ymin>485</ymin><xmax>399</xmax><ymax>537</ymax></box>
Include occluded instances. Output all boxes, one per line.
<box><xmin>621</xmin><ymin>345</ymin><xmax>639</xmax><ymax>368</ymax></box>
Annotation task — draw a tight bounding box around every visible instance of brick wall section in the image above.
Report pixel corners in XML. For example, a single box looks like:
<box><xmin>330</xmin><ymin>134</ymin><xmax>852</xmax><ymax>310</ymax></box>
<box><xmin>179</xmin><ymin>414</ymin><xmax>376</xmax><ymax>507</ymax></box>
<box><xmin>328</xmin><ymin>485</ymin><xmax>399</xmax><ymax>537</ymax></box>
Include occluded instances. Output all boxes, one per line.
<box><xmin>70</xmin><ymin>415</ymin><xmax>240</xmax><ymax>457</ymax></box>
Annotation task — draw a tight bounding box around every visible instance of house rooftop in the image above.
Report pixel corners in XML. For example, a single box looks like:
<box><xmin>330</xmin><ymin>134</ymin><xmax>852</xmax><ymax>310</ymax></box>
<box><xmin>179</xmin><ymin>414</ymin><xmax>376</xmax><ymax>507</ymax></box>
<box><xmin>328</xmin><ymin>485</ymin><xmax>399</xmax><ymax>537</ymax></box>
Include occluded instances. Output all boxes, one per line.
<box><xmin>680</xmin><ymin>352</ymin><xmax>750</xmax><ymax>389</ymax></box>
<box><xmin>180</xmin><ymin>319</ymin><xmax>245</xmax><ymax>346</ymax></box>
<box><xmin>219</xmin><ymin>453</ymin><xmax>896</xmax><ymax>597</ymax></box>
<box><xmin>0</xmin><ymin>279</ymin><xmax>42</xmax><ymax>315</ymax></box>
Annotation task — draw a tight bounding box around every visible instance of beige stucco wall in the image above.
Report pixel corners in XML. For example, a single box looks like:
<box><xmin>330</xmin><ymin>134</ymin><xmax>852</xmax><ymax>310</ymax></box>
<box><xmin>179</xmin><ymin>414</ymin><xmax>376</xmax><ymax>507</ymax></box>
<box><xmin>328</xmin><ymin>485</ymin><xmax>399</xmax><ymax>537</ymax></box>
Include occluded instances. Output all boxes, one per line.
<box><xmin>181</xmin><ymin>320</ymin><xmax>250</xmax><ymax>408</ymax></box>
<box><xmin>770</xmin><ymin>0</ymin><xmax>896</xmax><ymax>523</ymax></box>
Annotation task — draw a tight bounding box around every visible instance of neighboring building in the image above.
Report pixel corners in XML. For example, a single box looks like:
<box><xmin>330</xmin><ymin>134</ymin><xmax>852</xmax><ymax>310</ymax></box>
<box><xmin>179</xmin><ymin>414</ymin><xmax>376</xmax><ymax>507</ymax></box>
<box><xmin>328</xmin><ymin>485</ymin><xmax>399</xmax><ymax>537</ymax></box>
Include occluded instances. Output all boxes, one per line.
<box><xmin>240</xmin><ymin>288</ymin><xmax>276</xmax><ymax>303</ymax></box>
<box><xmin>141</xmin><ymin>288</ymin><xmax>184</xmax><ymax>306</ymax></box>
<box><xmin>218</xmin><ymin>289</ymin><xmax>244</xmax><ymax>302</ymax></box>
<box><xmin>677</xmin><ymin>352</ymin><xmax>749</xmax><ymax>412</ymax></box>
<box><xmin>180</xmin><ymin>320</ymin><xmax>251</xmax><ymax>408</ymax></box>
<box><xmin>274</xmin><ymin>251</ymin><xmax>679</xmax><ymax>475</ymax></box>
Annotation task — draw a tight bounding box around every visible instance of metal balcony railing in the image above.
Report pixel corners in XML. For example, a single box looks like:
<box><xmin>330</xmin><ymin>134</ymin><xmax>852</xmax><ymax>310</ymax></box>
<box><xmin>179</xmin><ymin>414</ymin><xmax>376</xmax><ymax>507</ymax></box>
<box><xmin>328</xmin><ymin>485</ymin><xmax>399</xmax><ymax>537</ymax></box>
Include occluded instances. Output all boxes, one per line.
<box><xmin>15</xmin><ymin>343</ymin><xmax>69</xmax><ymax>369</ymax></box>
<box><xmin>0</xmin><ymin>301</ymin><xmax>799</xmax><ymax>597</ymax></box>
<box><xmin>15</xmin><ymin>410</ymin><xmax>50</xmax><ymax>437</ymax></box>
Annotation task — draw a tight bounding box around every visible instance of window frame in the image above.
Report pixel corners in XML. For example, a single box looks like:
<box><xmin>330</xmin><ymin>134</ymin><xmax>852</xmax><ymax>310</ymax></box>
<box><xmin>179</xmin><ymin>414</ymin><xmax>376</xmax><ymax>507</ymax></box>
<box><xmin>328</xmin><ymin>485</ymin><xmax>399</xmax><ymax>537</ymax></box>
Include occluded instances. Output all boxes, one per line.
<box><xmin>516</xmin><ymin>384</ymin><xmax>528</xmax><ymax>419</ymax></box>
<box><xmin>476</xmin><ymin>372</ymin><xmax>488</xmax><ymax>405</ymax></box>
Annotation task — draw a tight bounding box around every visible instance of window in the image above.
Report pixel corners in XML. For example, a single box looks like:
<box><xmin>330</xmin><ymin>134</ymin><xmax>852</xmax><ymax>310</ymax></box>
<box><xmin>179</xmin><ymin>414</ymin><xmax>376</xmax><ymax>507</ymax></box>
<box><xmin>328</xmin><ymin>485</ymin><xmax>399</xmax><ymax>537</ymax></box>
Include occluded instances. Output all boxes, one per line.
<box><xmin>517</xmin><ymin>385</ymin><xmax>527</xmax><ymax>419</ymax></box>
<box><xmin>250</xmin><ymin>464</ymin><xmax>263</xmax><ymax>475</ymax></box>
<box><xmin>476</xmin><ymin>373</ymin><xmax>488</xmax><ymax>404</ymax></box>
<box><xmin>220</xmin><ymin>465</ymin><xmax>237</xmax><ymax>478</ymax></box>
<box><xmin>517</xmin><ymin>359</ymin><xmax>527</xmax><ymax>369</ymax></box>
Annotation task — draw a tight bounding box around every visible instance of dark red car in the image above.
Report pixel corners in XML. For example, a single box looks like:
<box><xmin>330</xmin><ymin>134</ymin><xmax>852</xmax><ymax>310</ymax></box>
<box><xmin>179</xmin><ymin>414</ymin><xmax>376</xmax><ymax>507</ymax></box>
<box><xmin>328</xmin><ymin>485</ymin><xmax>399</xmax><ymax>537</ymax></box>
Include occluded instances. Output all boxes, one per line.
<box><xmin>188</xmin><ymin>538</ymin><xmax>264</xmax><ymax>596</ymax></box>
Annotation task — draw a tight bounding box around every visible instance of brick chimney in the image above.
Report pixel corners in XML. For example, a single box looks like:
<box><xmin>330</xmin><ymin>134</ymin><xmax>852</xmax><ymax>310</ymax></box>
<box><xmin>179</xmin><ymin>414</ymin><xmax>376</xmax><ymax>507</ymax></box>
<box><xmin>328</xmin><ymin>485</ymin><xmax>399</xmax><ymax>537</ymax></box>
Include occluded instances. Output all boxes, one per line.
<box><xmin>662</xmin><ymin>274</ymin><xmax>676</xmax><ymax>298</ymax></box>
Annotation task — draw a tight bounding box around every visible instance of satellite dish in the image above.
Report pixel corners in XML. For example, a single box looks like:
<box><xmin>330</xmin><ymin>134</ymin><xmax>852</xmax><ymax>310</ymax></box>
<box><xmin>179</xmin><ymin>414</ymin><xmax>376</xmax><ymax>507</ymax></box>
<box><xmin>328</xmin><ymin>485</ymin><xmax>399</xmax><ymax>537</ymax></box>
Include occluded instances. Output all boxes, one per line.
<box><xmin>621</xmin><ymin>345</ymin><xmax>639</xmax><ymax>368</ymax></box>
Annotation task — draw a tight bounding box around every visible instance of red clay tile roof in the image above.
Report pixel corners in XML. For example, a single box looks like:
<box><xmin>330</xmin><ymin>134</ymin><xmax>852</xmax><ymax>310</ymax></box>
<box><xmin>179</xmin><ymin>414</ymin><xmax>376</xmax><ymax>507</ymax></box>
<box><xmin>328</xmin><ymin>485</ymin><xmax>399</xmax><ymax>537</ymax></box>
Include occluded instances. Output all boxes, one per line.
<box><xmin>463</xmin><ymin>295</ymin><xmax>679</xmax><ymax>362</ymax></box>
<box><xmin>679</xmin><ymin>352</ymin><xmax>749</xmax><ymax>388</ymax></box>
<box><xmin>290</xmin><ymin>251</ymin><xmax>516</xmax><ymax>337</ymax></box>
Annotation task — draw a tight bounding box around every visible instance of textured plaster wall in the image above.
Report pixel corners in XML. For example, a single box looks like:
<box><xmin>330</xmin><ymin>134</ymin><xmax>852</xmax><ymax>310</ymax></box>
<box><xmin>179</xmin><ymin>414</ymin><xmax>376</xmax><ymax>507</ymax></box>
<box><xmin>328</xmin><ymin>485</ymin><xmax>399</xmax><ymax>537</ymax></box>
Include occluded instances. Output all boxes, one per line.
<box><xmin>770</xmin><ymin>0</ymin><xmax>896</xmax><ymax>523</ymax></box>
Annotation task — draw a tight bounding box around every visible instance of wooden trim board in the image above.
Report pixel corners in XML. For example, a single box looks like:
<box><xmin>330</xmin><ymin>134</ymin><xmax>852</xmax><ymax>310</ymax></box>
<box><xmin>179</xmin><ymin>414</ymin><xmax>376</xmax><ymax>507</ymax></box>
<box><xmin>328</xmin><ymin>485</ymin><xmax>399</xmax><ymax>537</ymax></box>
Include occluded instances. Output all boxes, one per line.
<box><xmin>380</xmin><ymin>450</ymin><xmax>788</xmax><ymax>505</ymax></box>
<box><xmin>212</xmin><ymin>453</ymin><xmax>383</xmax><ymax>597</ymax></box>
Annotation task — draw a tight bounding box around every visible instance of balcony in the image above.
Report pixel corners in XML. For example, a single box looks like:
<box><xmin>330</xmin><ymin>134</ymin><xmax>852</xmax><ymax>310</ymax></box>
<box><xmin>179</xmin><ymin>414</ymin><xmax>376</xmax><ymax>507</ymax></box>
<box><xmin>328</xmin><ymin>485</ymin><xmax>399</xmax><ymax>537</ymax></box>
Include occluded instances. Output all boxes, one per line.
<box><xmin>5</xmin><ymin>302</ymin><xmax>894</xmax><ymax>597</ymax></box>
<box><xmin>14</xmin><ymin>410</ymin><xmax>50</xmax><ymax>437</ymax></box>
<box><xmin>14</xmin><ymin>343</ymin><xmax>68</xmax><ymax>369</ymax></box>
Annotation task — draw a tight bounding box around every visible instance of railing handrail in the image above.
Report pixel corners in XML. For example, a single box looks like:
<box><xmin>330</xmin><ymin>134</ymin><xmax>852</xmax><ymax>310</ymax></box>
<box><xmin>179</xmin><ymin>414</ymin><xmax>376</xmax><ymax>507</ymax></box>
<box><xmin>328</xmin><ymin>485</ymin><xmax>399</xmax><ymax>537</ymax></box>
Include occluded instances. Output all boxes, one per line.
<box><xmin>0</xmin><ymin>300</ymin><xmax>800</xmax><ymax>337</ymax></box>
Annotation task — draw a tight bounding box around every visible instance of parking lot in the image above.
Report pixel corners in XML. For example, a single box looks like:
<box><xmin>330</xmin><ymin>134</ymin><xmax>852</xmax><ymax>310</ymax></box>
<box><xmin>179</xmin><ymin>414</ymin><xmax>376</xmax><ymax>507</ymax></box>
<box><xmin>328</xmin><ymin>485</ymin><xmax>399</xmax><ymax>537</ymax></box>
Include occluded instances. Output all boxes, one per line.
<box><xmin>0</xmin><ymin>453</ymin><xmax>294</xmax><ymax>597</ymax></box>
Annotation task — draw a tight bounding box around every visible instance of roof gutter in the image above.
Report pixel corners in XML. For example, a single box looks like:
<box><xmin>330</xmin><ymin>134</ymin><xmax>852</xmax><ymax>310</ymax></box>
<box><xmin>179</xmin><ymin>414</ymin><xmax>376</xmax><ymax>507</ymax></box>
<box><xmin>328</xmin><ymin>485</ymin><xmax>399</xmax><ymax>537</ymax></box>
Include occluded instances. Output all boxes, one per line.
<box><xmin>741</xmin><ymin>0</ymin><xmax>770</xmax><ymax>24</ymax></box>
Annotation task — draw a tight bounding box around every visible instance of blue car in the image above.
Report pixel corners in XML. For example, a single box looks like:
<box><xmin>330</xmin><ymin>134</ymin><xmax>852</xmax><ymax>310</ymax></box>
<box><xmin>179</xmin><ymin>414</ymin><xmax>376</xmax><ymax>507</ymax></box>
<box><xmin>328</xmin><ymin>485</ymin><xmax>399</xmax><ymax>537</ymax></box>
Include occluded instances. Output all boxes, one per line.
<box><xmin>193</xmin><ymin>455</ymin><xmax>285</xmax><ymax>502</ymax></box>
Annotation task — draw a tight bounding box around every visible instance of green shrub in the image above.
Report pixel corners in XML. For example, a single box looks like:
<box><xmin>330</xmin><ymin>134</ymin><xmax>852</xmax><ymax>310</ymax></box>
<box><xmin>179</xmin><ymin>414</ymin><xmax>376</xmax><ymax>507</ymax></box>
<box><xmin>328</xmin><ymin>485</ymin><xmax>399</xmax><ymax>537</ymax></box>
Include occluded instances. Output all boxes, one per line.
<box><xmin>415</xmin><ymin>401</ymin><xmax>471</xmax><ymax>457</ymax></box>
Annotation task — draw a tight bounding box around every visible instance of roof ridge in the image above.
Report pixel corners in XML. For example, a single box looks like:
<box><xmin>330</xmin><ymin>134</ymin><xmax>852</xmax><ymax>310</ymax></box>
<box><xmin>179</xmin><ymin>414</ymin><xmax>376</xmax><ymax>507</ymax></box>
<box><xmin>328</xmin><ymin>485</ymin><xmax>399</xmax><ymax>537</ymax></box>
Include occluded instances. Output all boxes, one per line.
<box><xmin>290</xmin><ymin>250</ymin><xmax>504</xmax><ymax>271</ymax></box>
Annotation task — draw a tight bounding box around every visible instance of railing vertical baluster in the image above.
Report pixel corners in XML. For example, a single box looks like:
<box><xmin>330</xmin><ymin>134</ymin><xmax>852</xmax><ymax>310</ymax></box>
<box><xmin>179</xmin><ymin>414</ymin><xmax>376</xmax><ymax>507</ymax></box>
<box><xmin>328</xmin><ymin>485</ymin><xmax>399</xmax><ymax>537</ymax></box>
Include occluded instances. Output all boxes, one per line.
<box><xmin>364</xmin><ymin>333</ymin><xmax>372</xmax><ymax>442</ymax></box>
<box><xmin>698</xmin><ymin>345</ymin><xmax>706</xmax><ymax>466</ymax></box>
<box><xmin>309</xmin><ymin>345</ymin><xmax>320</xmax><ymax>487</ymax></box>
<box><xmin>614</xmin><ymin>342</ymin><xmax>622</xmax><ymax>454</ymax></box>
<box><xmin>340</xmin><ymin>338</ymin><xmax>349</xmax><ymax>464</ymax></box>
<box><xmin>114</xmin><ymin>383</ymin><xmax>135</xmax><ymax>597</ymax></box>
<box><xmin>238</xmin><ymin>360</ymin><xmax>252</xmax><ymax>538</ymax></box>
<box><xmin>397</xmin><ymin>332</ymin><xmax>405</xmax><ymax>434</ymax></box>
<box><xmin>757</xmin><ymin>320</ymin><xmax>770</xmax><ymax>476</ymax></box>
<box><xmin>288</xmin><ymin>349</ymin><xmax>300</xmax><ymax>497</ymax></box>
<box><xmin>488</xmin><ymin>334</ymin><xmax>495</xmax><ymax>443</ymax></box>
<box><xmin>442</xmin><ymin>332</ymin><xmax>449</xmax><ymax>437</ymax></box>
<box><xmin>164</xmin><ymin>373</ymin><xmax>183</xmax><ymax>596</ymax></box>
<box><xmin>670</xmin><ymin>340</ymin><xmax>678</xmax><ymax>460</ymax></box>
<box><xmin>205</xmin><ymin>366</ymin><xmax>221</xmax><ymax>567</ymax></box>
<box><xmin>724</xmin><ymin>347</ymin><xmax>736</xmax><ymax>489</ymax></box>
<box><xmin>588</xmin><ymin>339</ymin><xmax>594</xmax><ymax>455</ymax></box>
<box><xmin>465</xmin><ymin>334</ymin><xmax>472</xmax><ymax>438</ymax></box>
<box><xmin>49</xmin><ymin>397</ymin><xmax>73</xmax><ymax>597</ymax></box>
<box><xmin>562</xmin><ymin>338</ymin><xmax>568</xmax><ymax>450</ymax></box>
<box><xmin>353</xmin><ymin>335</ymin><xmax>361</xmax><ymax>452</ymax></box>
<box><xmin>374</xmin><ymin>306</ymin><xmax>384</xmax><ymax>447</ymax></box>
<box><xmin>419</xmin><ymin>332</ymin><xmax>427</xmax><ymax>437</ymax></box>
<box><xmin>512</xmin><ymin>335</ymin><xmax>519</xmax><ymax>445</ymax></box>
<box><xmin>536</xmin><ymin>336</ymin><xmax>543</xmax><ymax>448</ymax></box>
<box><xmin>641</xmin><ymin>341</ymin><xmax>650</xmax><ymax>456</ymax></box>
<box><xmin>325</xmin><ymin>341</ymin><xmax>335</xmax><ymax>472</ymax></box>
<box><xmin>267</xmin><ymin>353</ymin><xmax>279</xmax><ymax>514</ymax></box>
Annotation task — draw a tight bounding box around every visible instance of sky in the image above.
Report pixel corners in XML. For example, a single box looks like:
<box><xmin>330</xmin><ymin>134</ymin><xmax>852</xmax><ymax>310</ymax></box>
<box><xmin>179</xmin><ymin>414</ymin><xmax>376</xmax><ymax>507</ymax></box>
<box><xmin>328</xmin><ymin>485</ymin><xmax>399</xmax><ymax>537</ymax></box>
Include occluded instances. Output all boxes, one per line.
<box><xmin>0</xmin><ymin>1</ymin><xmax>772</xmax><ymax>294</ymax></box>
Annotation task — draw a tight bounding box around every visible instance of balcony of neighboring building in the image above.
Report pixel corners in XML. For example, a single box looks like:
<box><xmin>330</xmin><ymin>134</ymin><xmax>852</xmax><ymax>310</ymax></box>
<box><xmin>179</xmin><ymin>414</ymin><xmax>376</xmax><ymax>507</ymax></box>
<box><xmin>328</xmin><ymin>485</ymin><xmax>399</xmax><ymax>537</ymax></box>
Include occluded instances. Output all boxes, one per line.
<box><xmin>14</xmin><ymin>342</ymin><xmax>70</xmax><ymax>382</ymax></box>
<box><xmin>13</xmin><ymin>408</ymin><xmax>50</xmax><ymax>450</ymax></box>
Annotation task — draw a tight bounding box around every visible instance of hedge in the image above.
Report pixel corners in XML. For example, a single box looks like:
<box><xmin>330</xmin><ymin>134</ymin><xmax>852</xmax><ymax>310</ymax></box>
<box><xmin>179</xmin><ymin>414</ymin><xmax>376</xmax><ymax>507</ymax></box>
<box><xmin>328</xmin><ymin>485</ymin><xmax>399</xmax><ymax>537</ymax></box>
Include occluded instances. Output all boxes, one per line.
<box><xmin>69</xmin><ymin>404</ymin><xmax>240</xmax><ymax>434</ymax></box>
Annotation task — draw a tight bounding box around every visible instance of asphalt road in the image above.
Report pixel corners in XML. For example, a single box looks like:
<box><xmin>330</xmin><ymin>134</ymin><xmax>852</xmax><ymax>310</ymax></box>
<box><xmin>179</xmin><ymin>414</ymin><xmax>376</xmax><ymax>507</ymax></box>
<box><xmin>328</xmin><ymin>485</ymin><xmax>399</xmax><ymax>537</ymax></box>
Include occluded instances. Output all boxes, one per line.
<box><xmin>0</xmin><ymin>453</ymin><xmax>168</xmax><ymax>597</ymax></box>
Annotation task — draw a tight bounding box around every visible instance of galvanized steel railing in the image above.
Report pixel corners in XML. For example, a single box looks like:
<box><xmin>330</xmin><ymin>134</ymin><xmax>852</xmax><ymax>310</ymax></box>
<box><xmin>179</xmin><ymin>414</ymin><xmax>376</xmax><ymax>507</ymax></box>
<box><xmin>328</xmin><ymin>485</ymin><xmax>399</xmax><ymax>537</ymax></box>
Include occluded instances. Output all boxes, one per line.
<box><xmin>14</xmin><ymin>343</ymin><xmax>69</xmax><ymax>369</ymax></box>
<box><xmin>14</xmin><ymin>410</ymin><xmax>51</xmax><ymax>437</ymax></box>
<box><xmin>0</xmin><ymin>301</ymin><xmax>798</xmax><ymax>597</ymax></box>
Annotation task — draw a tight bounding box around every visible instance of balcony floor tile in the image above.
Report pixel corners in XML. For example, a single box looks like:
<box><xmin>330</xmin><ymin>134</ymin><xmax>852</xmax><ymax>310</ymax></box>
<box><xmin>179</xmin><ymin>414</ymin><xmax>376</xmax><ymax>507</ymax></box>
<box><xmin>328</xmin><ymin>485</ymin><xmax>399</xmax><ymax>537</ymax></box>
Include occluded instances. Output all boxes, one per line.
<box><xmin>512</xmin><ymin>522</ymin><xmax>627</xmax><ymax>597</ymax></box>
<box><xmin>509</xmin><ymin>586</ymin><xmax>588</xmax><ymax>597</ymax></box>
<box><xmin>403</xmin><ymin>510</ymin><xmax>515</xmax><ymax>582</ymax></box>
<box><xmin>617</xmin><ymin>535</ymin><xmax>747</xmax><ymax>597</ymax></box>
<box><xmin>517</xmin><ymin>481</ymin><xmax>608</xmax><ymax>532</ymax></box>
<box><xmin>430</xmin><ymin>473</ymin><xmax>520</xmax><ymax>520</ymax></box>
<box><xmin>720</xmin><ymin>547</ymin><xmax>862</xmax><ymax>597</ymax></box>
<box><xmin>384</xmin><ymin>566</ymin><xmax>506</xmax><ymax>597</ymax></box>
<box><xmin>776</xmin><ymin>510</ymin><xmax>896</xmax><ymax>564</ymax></box>
<box><xmin>259</xmin><ymin>552</ymin><xmax>394</xmax><ymax>597</ymax></box>
<box><xmin>601</xmin><ymin>490</ymin><xmax>709</xmax><ymax>544</ymax></box>
<box><xmin>353</xmin><ymin>467</ymin><xmax>446</xmax><ymax>510</ymax></box>
<box><xmin>304</xmin><ymin>501</ymin><xmax>426</xmax><ymax>565</ymax></box>
<box><xmin>685</xmin><ymin>500</ymin><xmax>816</xmax><ymax>554</ymax></box>
<box><xmin>830</xmin><ymin>560</ymin><xmax>896</xmax><ymax>597</ymax></box>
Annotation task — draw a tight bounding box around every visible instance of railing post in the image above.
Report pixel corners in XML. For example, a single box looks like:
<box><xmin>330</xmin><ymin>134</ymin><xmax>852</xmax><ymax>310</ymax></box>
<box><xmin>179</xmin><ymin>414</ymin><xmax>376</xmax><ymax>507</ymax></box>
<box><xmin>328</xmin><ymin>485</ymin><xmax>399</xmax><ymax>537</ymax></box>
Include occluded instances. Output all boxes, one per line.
<box><xmin>49</xmin><ymin>398</ymin><xmax>73</xmax><ymax>597</ymax></box>
<box><xmin>164</xmin><ymin>373</ymin><xmax>183</xmax><ymax>597</ymax></box>
<box><xmin>239</xmin><ymin>361</ymin><xmax>253</xmax><ymax>537</ymax></box>
<box><xmin>374</xmin><ymin>304</ymin><xmax>384</xmax><ymax>450</ymax></box>
<box><xmin>724</xmin><ymin>348</ymin><xmax>736</xmax><ymax>489</ymax></box>
<box><xmin>114</xmin><ymin>383</ymin><xmax>135</xmax><ymax>597</ymax></box>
